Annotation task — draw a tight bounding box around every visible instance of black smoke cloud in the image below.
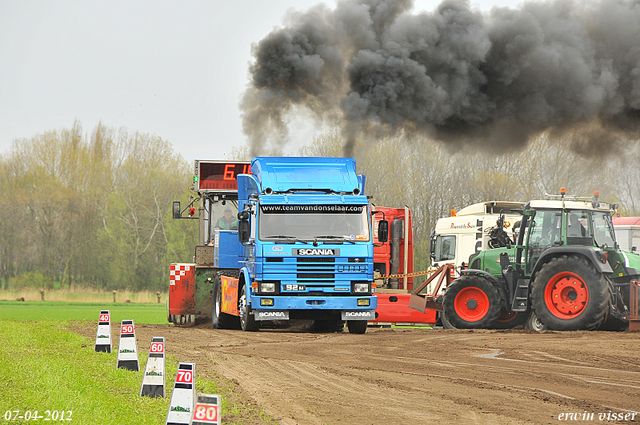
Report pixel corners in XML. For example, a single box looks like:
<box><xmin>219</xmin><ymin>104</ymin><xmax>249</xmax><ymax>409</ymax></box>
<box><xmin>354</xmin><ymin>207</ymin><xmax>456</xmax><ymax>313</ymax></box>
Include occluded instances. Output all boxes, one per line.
<box><xmin>241</xmin><ymin>0</ymin><xmax>640</xmax><ymax>156</ymax></box>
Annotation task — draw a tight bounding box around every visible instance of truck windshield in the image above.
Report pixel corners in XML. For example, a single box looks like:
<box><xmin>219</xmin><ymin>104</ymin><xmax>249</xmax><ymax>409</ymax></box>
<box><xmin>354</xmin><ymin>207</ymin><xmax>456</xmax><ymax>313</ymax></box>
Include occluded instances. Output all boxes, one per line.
<box><xmin>259</xmin><ymin>205</ymin><xmax>370</xmax><ymax>242</ymax></box>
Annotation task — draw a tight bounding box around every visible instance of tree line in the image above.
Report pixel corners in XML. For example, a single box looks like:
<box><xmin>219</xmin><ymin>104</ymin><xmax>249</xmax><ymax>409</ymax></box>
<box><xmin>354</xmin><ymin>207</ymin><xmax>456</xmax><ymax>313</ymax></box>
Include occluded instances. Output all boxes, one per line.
<box><xmin>2</xmin><ymin>122</ymin><xmax>639</xmax><ymax>290</ymax></box>
<box><xmin>0</xmin><ymin>122</ymin><xmax>196</xmax><ymax>291</ymax></box>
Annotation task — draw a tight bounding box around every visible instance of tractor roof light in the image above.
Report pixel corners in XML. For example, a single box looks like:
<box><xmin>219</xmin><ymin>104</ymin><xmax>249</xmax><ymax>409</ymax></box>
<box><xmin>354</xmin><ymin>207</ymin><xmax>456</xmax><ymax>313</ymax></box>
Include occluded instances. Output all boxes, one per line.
<box><xmin>560</xmin><ymin>187</ymin><xmax>566</xmax><ymax>197</ymax></box>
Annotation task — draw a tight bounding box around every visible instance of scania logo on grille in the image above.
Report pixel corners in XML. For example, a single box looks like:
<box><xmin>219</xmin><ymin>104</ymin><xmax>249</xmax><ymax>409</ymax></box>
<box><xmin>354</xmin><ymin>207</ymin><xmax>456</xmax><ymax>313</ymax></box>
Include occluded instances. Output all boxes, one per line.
<box><xmin>293</xmin><ymin>248</ymin><xmax>339</xmax><ymax>256</ymax></box>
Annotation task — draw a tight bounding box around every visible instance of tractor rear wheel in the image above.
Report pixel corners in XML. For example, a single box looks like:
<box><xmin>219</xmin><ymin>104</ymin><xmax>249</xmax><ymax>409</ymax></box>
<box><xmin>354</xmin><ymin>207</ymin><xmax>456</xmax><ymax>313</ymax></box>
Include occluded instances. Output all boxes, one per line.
<box><xmin>443</xmin><ymin>275</ymin><xmax>502</xmax><ymax>329</ymax></box>
<box><xmin>531</xmin><ymin>255</ymin><xmax>609</xmax><ymax>330</ymax></box>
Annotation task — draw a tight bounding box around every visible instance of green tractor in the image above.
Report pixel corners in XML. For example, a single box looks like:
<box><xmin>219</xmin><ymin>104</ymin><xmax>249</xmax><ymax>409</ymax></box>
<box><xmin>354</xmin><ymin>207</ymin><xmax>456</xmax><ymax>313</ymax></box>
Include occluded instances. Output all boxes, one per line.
<box><xmin>444</xmin><ymin>190</ymin><xmax>640</xmax><ymax>330</ymax></box>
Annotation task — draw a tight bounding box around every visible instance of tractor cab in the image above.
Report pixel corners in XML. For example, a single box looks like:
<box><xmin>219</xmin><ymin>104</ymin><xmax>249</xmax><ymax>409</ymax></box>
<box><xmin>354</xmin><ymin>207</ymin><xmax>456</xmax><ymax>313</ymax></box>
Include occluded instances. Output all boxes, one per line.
<box><xmin>521</xmin><ymin>202</ymin><xmax>617</xmax><ymax>275</ymax></box>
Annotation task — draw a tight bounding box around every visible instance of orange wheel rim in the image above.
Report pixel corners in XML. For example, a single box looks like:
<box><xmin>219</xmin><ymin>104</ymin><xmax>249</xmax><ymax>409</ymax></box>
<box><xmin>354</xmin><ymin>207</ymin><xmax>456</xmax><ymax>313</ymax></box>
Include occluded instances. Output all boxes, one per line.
<box><xmin>544</xmin><ymin>272</ymin><xmax>589</xmax><ymax>319</ymax></box>
<box><xmin>454</xmin><ymin>286</ymin><xmax>490</xmax><ymax>322</ymax></box>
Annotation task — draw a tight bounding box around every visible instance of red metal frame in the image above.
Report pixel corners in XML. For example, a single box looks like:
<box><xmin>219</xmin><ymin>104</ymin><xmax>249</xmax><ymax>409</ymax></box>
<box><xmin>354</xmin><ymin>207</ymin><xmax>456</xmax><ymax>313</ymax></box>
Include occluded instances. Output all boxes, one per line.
<box><xmin>408</xmin><ymin>264</ymin><xmax>455</xmax><ymax>313</ymax></box>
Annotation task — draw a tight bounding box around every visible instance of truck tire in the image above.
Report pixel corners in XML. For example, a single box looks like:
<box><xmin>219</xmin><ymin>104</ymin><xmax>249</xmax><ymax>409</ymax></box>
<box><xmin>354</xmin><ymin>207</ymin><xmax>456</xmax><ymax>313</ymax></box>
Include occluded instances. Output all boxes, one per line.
<box><xmin>443</xmin><ymin>275</ymin><xmax>502</xmax><ymax>329</ymax></box>
<box><xmin>212</xmin><ymin>272</ymin><xmax>240</xmax><ymax>330</ymax></box>
<box><xmin>347</xmin><ymin>320</ymin><xmax>368</xmax><ymax>334</ymax></box>
<box><xmin>524</xmin><ymin>311</ymin><xmax>547</xmax><ymax>331</ymax></box>
<box><xmin>239</xmin><ymin>284</ymin><xmax>259</xmax><ymax>331</ymax></box>
<box><xmin>311</xmin><ymin>317</ymin><xmax>344</xmax><ymax>333</ymax></box>
<box><xmin>491</xmin><ymin>311</ymin><xmax>528</xmax><ymax>329</ymax></box>
<box><xmin>531</xmin><ymin>255</ymin><xmax>609</xmax><ymax>331</ymax></box>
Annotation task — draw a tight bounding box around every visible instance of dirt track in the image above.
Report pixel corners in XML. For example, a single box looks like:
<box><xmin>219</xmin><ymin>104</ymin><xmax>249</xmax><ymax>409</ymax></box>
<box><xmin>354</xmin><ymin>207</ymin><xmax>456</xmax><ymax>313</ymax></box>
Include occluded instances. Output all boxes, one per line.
<box><xmin>75</xmin><ymin>323</ymin><xmax>640</xmax><ymax>424</ymax></box>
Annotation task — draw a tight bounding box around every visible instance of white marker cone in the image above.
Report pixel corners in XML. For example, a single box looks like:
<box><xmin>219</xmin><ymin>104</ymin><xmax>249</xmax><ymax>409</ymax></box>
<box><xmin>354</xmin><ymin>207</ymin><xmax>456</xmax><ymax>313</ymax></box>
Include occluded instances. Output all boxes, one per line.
<box><xmin>140</xmin><ymin>337</ymin><xmax>166</xmax><ymax>398</ymax></box>
<box><xmin>190</xmin><ymin>393</ymin><xmax>221</xmax><ymax>425</ymax></box>
<box><xmin>94</xmin><ymin>310</ymin><xmax>111</xmax><ymax>353</ymax></box>
<box><xmin>116</xmin><ymin>320</ymin><xmax>139</xmax><ymax>371</ymax></box>
<box><xmin>166</xmin><ymin>362</ymin><xmax>196</xmax><ymax>425</ymax></box>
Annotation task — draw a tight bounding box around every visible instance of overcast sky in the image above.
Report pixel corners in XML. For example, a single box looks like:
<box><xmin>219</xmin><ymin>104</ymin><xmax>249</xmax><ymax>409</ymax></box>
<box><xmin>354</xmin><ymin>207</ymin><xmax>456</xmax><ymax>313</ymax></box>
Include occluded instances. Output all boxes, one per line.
<box><xmin>0</xmin><ymin>0</ymin><xmax>518</xmax><ymax>163</ymax></box>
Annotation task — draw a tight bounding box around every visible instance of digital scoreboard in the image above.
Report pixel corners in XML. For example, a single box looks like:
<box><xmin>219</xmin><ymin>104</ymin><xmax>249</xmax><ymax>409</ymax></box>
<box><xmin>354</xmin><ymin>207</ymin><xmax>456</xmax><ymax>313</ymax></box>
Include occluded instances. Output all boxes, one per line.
<box><xmin>195</xmin><ymin>160</ymin><xmax>251</xmax><ymax>192</ymax></box>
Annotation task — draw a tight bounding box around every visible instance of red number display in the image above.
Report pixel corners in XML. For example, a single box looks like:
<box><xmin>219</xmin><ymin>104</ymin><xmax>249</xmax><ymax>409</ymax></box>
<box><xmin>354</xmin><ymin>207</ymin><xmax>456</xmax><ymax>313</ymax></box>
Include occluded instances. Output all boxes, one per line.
<box><xmin>99</xmin><ymin>314</ymin><xmax>110</xmax><ymax>322</ymax></box>
<box><xmin>121</xmin><ymin>324</ymin><xmax>134</xmax><ymax>334</ymax></box>
<box><xmin>197</xmin><ymin>161</ymin><xmax>251</xmax><ymax>192</ymax></box>
<box><xmin>193</xmin><ymin>404</ymin><xmax>218</xmax><ymax>422</ymax></box>
<box><xmin>150</xmin><ymin>343</ymin><xmax>164</xmax><ymax>353</ymax></box>
<box><xmin>176</xmin><ymin>370</ymin><xmax>193</xmax><ymax>384</ymax></box>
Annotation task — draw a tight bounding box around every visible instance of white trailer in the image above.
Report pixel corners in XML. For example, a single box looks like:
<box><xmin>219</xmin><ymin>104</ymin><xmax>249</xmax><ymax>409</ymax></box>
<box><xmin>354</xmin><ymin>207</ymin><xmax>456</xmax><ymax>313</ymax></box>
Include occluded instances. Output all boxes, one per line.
<box><xmin>430</xmin><ymin>201</ymin><xmax>525</xmax><ymax>273</ymax></box>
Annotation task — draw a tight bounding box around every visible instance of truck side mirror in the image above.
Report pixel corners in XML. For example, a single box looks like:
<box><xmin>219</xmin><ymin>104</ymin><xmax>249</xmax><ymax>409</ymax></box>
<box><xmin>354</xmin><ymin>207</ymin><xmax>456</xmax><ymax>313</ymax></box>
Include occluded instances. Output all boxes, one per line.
<box><xmin>238</xmin><ymin>210</ymin><xmax>250</xmax><ymax>243</ymax></box>
<box><xmin>172</xmin><ymin>201</ymin><xmax>181</xmax><ymax>219</ymax></box>
<box><xmin>238</xmin><ymin>219</ymin><xmax>250</xmax><ymax>243</ymax></box>
<box><xmin>378</xmin><ymin>219</ymin><xmax>389</xmax><ymax>243</ymax></box>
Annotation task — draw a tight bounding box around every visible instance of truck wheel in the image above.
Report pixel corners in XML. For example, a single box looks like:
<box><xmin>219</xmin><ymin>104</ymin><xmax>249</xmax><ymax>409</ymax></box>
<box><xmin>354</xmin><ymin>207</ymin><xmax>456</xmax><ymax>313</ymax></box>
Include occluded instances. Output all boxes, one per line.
<box><xmin>491</xmin><ymin>311</ymin><xmax>528</xmax><ymax>329</ymax></box>
<box><xmin>524</xmin><ymin>311</ymin><xmax>547</xmax><ymax>331</ymax></box>
<box><xmin>443</xmin><ymin>275</ymin><xmax>502</xmax><ymax>329</ymax></box>
<box><xmin>346</xmin><ymin>320</ymin><xmax>367</xmax><ymax>334</ymax></box>
<box><xmin>531</xmin><ymin>255</ymin><xmax>609</xmax><ymax>330</ymax></box>
<box><xmin>311</xmin><ymin>318</ymin><xmax>344</xmax><ymax>333</ymax></box>
<box><xmin>238</xmin><ymin>284</ymin><xmax>259</xmax><ymax>331</ymax></box>
<box><xmin>212</xmin><ymin>272</ymin><xmax>239</xmax><ymax>329</ymax></box>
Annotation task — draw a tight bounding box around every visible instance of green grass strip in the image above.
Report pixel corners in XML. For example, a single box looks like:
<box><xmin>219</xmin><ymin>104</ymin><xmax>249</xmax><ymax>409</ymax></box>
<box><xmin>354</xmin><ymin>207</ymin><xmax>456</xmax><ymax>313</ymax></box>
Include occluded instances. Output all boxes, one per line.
<box><xmin>0</xmin><ymin>301</ymin><xmax>167</xmax><ymax>324</ymax></box>
<box><xmin>0</xmin><ymin>319</ymin><xmax>168</xmax><ymax>424</ymax></box>
<box><xmin>0</xmin><ymin>319</ymin><xmax>274</xmax><ymax>424</ymax></box>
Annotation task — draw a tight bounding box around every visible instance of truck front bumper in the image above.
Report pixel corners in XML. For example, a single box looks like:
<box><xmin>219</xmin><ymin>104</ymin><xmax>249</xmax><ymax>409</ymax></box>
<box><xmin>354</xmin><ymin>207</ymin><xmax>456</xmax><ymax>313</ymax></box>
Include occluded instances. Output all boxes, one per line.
<box><xmin>250</xmin><ymin>295</ymin><xmax>376</xmax><ymax>320</ymax></box>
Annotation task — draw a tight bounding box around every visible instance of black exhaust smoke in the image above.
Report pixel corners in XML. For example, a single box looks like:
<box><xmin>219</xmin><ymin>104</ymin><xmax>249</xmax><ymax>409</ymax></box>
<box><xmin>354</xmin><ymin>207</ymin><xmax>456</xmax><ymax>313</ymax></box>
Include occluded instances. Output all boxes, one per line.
<box><xmin>241</xmin><ymin>0</ymin><xmax>640</xmax><ymax>156</ymax></box>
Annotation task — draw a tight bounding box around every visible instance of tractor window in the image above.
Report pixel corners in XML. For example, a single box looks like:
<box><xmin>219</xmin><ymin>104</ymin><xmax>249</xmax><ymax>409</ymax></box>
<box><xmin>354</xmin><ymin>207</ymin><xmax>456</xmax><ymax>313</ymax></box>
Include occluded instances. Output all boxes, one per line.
<box><xmin>434</xmin><ymin>235</ymin><xmax>456</xmax><ymax>262</ymax></box>
<box><xmin>526</xmin><ymin>210</ymin><xmax>561</xmax><ymax>273</ymax></box>
<box><xmin>565</xmin><ymin>210</ymin><xmax>592</xmax><ymax>246</ymax></box>
<box><xmin>590</xmin><ymin>211</ymin><xmax>616</xmax><ymax>249</ymax></box>
<box><xmin>564</xmin><ymin>210</ymin><xmax>615</xmax><ymax>248</ymax></box>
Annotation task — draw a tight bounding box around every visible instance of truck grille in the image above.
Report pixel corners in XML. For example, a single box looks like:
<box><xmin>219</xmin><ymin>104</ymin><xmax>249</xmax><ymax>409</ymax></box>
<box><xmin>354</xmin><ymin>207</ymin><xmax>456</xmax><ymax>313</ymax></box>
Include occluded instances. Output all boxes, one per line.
<box><xmin>261</xmin><ymin>256</ymin><xmax>370</xmax><ymax>292</ymax></box>
<box><xmin>297</xmin><ymin>257</ymin><xmax>335</xmax><ymax>281</ymax></box>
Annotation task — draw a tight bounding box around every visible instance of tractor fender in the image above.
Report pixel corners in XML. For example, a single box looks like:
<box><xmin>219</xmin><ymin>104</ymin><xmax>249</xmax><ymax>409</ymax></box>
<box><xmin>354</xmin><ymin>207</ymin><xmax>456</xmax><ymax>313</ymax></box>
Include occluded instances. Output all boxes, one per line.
<box><xmin>459</xmin><ymin>269</ymin><xmax>509</xmax><ymax>310</ymax></box>
<box><xmin>531</xmin><ymin>247</ymin><xmax>613</xmax><ymax>281</ymax></box>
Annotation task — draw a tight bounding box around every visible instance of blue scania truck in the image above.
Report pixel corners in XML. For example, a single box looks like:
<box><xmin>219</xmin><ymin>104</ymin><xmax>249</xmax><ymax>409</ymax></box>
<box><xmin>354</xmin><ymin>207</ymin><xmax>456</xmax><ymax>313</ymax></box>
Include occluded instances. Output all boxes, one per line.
<box><xmin>168</xmin><ymin>157</ymin><xmax>388</xmax><ymax>334</ymax></box>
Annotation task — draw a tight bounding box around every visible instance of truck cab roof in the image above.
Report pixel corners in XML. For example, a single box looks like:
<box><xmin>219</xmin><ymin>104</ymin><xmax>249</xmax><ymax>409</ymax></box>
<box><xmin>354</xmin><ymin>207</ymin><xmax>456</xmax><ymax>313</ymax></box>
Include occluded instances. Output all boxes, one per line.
<box><xmin>251</xmin><ymin>157</ymin><xmax>363</xmax><ymax>194</ymax></box>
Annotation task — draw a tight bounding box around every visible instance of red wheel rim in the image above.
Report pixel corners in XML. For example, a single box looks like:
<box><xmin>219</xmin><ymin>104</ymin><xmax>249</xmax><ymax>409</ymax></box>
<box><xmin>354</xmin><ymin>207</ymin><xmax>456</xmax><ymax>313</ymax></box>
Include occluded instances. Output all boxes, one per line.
<box><xmin>544</xmin><ymin>271</ymin><xmax>589</xmax><ymax>319</ymax></box>
<box><xmin>453</xmin><ymin>286</ymin><xmax>490</xmax><ymax>322</ymax></box>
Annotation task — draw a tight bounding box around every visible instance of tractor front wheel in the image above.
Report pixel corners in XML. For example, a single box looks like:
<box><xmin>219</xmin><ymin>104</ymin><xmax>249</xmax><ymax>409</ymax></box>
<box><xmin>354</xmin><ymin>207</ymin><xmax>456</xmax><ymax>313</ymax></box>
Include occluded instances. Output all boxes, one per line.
<box><xmin>531</xmin><ymin>255</ymin><xmax>609</xmax><ymax>330</ymax></box>
<box><xmin>491</xmin><ymin>311</ymin><xmax>528</xmax><ymax>329</ymax></box>
<box><xmin>443</xmin><ymin>275</ymin><xmax>502</xmax><ymax>329</ymax></box>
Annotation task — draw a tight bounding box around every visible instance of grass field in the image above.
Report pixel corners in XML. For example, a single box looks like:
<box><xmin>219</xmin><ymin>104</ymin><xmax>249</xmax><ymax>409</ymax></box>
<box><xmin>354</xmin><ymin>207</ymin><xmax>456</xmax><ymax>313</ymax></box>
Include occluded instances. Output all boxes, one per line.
<box><xmin>0</xmin><ymin>300</ymin><xmax>167</xmax><ymax>324</ymax></box>
<box><xmin>0</xmin><ymin>302</ymin><xmax>273</xmax><ymax>424</ymax></box>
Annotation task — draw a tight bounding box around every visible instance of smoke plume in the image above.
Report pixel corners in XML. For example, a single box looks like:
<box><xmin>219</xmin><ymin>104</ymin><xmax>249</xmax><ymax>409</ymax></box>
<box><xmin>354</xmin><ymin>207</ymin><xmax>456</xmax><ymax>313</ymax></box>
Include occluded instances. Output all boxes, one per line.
<box><xmin>241</xmin><ymin>0</ymin><xmax>640</xmax><ymax>156</ymax></box>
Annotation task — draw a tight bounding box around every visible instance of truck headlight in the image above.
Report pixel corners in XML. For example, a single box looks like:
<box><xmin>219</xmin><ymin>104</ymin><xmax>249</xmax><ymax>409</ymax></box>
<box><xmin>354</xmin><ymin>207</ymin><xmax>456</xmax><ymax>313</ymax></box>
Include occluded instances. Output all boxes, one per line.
<box><xmin>354</xmin><ymin>283</ymin><xmax>369</xmax><ymax>293</ymax></box>
<box><xmin>260</xmin><ymin>282</ymin><xmax>276</xmax><ymax>293</ymax></box>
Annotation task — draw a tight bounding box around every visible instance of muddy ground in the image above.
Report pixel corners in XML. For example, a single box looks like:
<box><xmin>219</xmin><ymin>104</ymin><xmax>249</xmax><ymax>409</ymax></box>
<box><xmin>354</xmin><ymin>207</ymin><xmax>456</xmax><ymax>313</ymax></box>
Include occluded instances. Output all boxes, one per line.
<box><xmin>74</xmin><ymin>322</ymin><xmax>640</xmax><ymax>425</ymax></box>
